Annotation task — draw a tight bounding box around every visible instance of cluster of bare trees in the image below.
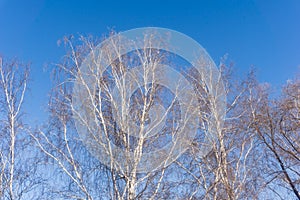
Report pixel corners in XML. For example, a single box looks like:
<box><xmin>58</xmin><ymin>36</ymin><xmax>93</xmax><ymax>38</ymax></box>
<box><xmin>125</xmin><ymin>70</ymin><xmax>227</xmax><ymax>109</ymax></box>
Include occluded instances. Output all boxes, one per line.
<box><xmin>0</xmin><ymin>30</ymin><xmax>299</xmax><ymax>200</ymax></box>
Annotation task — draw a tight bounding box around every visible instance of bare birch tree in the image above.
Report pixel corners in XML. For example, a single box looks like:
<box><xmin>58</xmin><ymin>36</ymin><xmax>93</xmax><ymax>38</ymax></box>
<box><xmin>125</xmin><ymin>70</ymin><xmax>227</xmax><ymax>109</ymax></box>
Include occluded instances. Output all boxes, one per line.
<box><xmin>172</xmin><ymin>64</ymin><xmax>267</xmax><ymax>199</ymax></box>
<box><xmin>32</xmin><ymin>28</ymin><xmax>228</xmax><ymax>200</ymax></box>
<box><xmin>0</xmin><ymin>56</ymin><xmax>44</xmax><ymax>200</ymax></box>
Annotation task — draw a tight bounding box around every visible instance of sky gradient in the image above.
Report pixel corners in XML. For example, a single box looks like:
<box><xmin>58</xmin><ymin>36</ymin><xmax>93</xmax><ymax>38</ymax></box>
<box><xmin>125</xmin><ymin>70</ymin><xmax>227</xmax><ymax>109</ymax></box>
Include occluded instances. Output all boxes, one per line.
<box><xmin>0</xmin><ymin>0</ymin><xmax>299</xmax><ymax>122</ymax></box>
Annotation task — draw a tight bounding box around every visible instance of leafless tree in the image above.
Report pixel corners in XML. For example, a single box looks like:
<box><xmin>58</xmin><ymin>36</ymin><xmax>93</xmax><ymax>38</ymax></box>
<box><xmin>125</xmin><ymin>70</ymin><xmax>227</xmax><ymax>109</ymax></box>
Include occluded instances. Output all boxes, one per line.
<box><xmin>0</xmin><ymin>56</ymin><xmax>44</xmax><ymax>200</ymax></box>
<box><xmin>172</xmin><ymin>64</ymin><xmax>268</xmax><ymax>200</ymax></box>
<box><xmin>32</xmin><ymin>29</ymin><xmax>228</xmax><ymax>199</ymax></box>
<box><xmin>252</xmin><ymin>77</ymin><xmax>300</xmax><ymax>199</ymax></box>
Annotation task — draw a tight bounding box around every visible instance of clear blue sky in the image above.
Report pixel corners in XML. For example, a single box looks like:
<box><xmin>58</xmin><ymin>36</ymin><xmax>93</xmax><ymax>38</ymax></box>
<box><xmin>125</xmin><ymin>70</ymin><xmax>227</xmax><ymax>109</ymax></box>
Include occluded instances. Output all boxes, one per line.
<box><xmin>0</xmin><ymin>0</ymin><xmax>300</xmax><ymax>122</ymax></box>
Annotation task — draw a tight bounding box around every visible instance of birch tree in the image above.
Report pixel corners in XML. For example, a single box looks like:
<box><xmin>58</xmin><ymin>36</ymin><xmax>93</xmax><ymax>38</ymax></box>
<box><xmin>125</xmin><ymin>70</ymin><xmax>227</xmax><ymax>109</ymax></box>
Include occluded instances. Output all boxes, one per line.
<box><xmin>0</xmin><ymin>56</ymin><xmax>43</xmax><ymax>200</ymax></box>
<box><xmin>33</xmin><ymin>27</ymin><xmax>228</xmax><ymax>199</ymax></box>
<box><xmin>173</xmin><ymin>65</ymin><xmax>266</xmax><ymax>199</ymax></box>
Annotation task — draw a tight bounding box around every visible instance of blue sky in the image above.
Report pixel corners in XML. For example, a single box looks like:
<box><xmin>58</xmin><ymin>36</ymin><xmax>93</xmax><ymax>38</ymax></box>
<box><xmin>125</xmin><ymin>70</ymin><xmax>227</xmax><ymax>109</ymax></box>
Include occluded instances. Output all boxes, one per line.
<box><xmin>0</xmin><ymin>0</ymin><xmax>300</xmax><ymax>122</ymax></box>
